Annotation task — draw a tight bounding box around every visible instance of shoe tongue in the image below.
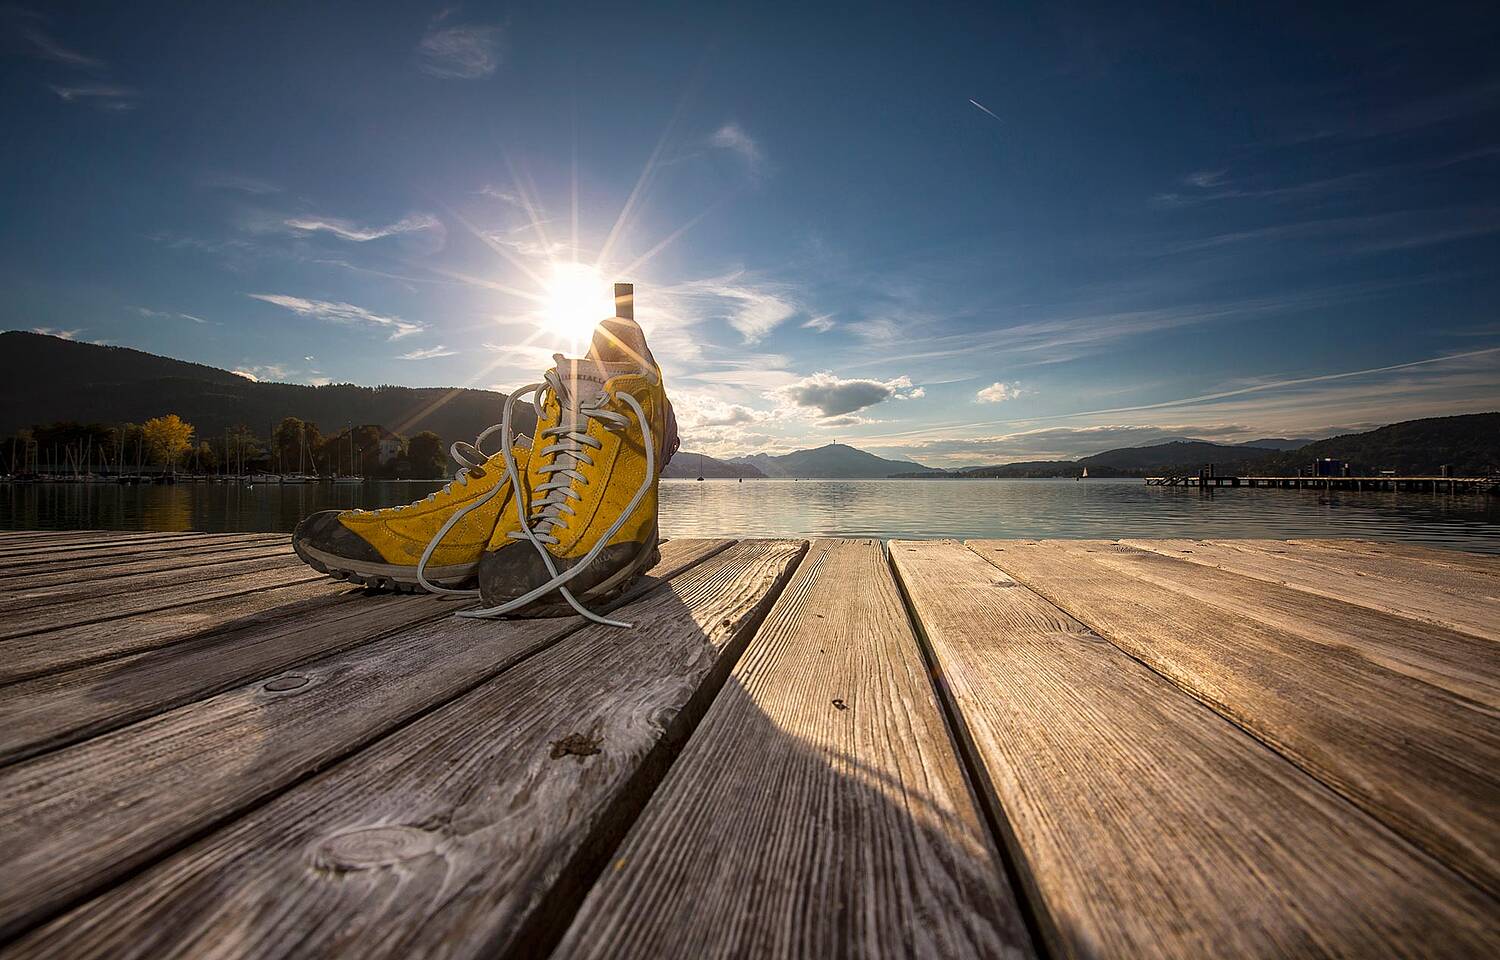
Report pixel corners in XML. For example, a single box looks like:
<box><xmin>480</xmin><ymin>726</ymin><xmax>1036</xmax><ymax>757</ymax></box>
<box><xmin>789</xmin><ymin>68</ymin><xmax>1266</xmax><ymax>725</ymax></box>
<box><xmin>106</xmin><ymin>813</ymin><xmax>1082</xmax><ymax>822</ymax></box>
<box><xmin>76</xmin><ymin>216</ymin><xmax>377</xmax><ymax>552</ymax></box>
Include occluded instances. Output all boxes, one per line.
<box><xmin>587</xmin><ymin>316</ymin><xmax>658</xmax><ymax>373</ymax></box>
<box><xmin>555</xmin><ymin>355</ymin><xmax>611</xmax><ymax>406</ymax></box>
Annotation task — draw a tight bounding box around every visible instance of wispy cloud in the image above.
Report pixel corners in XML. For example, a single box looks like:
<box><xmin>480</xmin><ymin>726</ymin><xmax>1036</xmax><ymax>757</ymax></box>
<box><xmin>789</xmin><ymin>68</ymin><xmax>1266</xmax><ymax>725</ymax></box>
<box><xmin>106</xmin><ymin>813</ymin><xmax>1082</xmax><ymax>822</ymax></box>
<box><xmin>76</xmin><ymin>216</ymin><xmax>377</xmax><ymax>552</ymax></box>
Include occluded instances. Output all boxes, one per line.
<box><xmin>1184</xmin><ymin>169</ymin><xmax>1227</xmax><ymax>188</ymax></box>
<box><xmin>1160</xmin><ymin>208</ymin><xmax>1500</xmax><ymax>257</ymax></box>
<box><xmin>863</xmin><ymin>346</ymin><xmax>1500</xmax><ymax>455</ymax></box>
<box><xmin>247</xmin><ymin>293</ymin><xmax>424</xmax><ymax>339</ymax></box>
<box><xmin>283</xmin><ymin>213</ymin><xmax>443</xmax><ymax>243</ymax></box>
<box><xmin>772</xmin><ymin>372</ymin><xmax>922</xmax><ymax>418</ymax></box>
<box><xmin>416</xmin><ymin>23</ymin><xmax>502</xmax><ymax>79</ymax></box>
<box><xmin>201</xmin><ymin>174</ymin><xmax>282</xmax><ymax>195</ymax></box>
<box><xmin>31</xmin><ymin>327</ymin><xmax>81</xmax><ymax>340</ymax></box>
<box><xmin>968</xmin><ymin>98</ymin><xmax>1002</xmax><ymax>122</ymax></box>
<box><xmin>131</xmin><ymin>306</ymin><xmax>211</xmax><ymax>324</ymax></box>
<box><xmin>658</xmin><ymin>272</ymin><xmax>801</xmax><ymax>345</ymax></box>
<box><xmin>884</xmin><ymin>423</ymin><xmax>1259</xmax><ymax>464</ymax></box>
<box><xmin>397</xmin><ymin>345</ymin><xmax>457</xmax><ymax>360</ymax></box>
<box><xmin>476</xmin><ymin>184</ymin><xmax>521</xmax><ymax>204</ymax></box>
<box><xmin>710</xmin><ymin>124</ymin><xmax>766</xmax><ymax>175</ymax></box>
<box><xmin>49</xmin><ymin>84</ymin><xmax>138</xmax><ymax>111</ymax></box>
<box><xmin>801</xmin><ymin>313</ymin><xmax>836</xmax><ymax>333</ymax></box>
<box><xmin>844</xmin><ymin>279</ymin><xmax>1424</xmax><ymax>372</ymax></box>
<box><xmin>19</xmin><ymin>19</ymin><xmax>104</xmax><ymax>69</ymax></box>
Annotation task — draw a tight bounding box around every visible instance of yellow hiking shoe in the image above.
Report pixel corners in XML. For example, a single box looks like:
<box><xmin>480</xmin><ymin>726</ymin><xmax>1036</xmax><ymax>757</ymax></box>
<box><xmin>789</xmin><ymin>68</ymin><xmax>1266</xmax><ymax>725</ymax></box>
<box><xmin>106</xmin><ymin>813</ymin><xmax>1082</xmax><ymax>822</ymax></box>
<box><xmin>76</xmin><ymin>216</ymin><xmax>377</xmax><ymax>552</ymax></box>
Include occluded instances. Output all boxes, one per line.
<box><xmin>292</xmin><ymin>434</ymin><xmax>531</xmax><ymax>592</ymax></box>
<box><xmin>471</xmin><ymin>314</ymin><xmax>679</xmax><ymax>624</ymax></box>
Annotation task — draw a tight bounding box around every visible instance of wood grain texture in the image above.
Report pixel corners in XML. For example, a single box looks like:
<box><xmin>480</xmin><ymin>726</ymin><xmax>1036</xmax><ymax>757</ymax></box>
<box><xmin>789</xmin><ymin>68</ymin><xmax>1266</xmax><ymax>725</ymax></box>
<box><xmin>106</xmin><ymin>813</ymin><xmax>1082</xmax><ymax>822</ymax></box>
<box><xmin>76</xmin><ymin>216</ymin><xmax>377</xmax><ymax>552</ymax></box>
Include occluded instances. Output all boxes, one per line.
<box><xmin>973</xmin><ymin>539</ymin><xmax>1500</xmax><ymax>897</ymax></box>
<box><xmin>0</xmin><ymin>538</ymin><xmax>287</xmax><ymax>590</ymax></box>
<box><xmin>0</xmin><ymin>534</ymin><xmax>285</xmax><ymax>574</ymax></box>
<box><xmin>555</xmin><ymin>539</ymin><xmax>1033</xmax><ymax>960</ymax></box>
<box><xmin>4</xmin><ymin>539</ymin><xmax>803</xmax><ymax>959</ymax></box>
<box><xmin>0</xmin><ymin>590</ymin><xmax>456</xmax><ymax>764</ymax></box>
<box><xmin>0</xmin><ymin>538</ymin><xmax>734</xmax><ymax>943</ymax></box>
<box><xmin>0</xmin><ymin>552</ymin><xmax>308</xmax><ymax>614</ymax></box>
<box><xmin>0</xmin><ymin>531</ymin><xmax>222</xmax><ymax>561</ymax></box>
<box><xmin>0</xmin><ymin>577</ymin><xmax>353</xmax><ymax>683</ymax></box>
<box><xmin>0</xmin><ymin>537</ymin><xmax>285</xmax><ymax>578</ymax></box>
<box><xmin>1296</xmin><ymin>539</ymin><xmax>1500</xmax><ymax>575</ymax></box>
<box><xmin>0</xmin><ymin>531</ymin><xmax>159</xmax><ymax>549</ymax></box>
<box><xmin>1122</xmin><ymin>539</ymin><xmax>1499</xmax><ymax>641</ymax></box>
<box><xmin>0</xmin><ymin>560</ymin><xmax>320</xmax><ymax>642</ymax></box>
<box><xmin>893</xmin><ymin>540</ymin><xmax>1499</xmax><ymax>958</ymax></box>
<box><xmin>1077</xmin><ymin>541</ymin><xmax>1500</xmax><ymax>706</ymax></box>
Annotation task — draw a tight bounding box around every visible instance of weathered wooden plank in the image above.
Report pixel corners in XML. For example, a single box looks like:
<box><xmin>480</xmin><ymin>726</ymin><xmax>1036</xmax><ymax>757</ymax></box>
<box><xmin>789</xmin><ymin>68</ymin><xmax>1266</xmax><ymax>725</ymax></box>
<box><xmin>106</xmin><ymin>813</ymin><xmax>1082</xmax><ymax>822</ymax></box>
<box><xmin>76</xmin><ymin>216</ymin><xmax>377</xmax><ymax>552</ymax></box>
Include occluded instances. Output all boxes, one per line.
<box><xmin>1297</xmin><ymin>538</ymin><xmax>1500</xmax><ymax>575</ymax></box>
<box><xmin>0</xmin><ymin>559</ymin><xmax>318</xmax><ymax>642</ymax></box>
<box><xmin>0</xmin><ymin>531</ymin><xmax>218</xmax><ymax>559</ymax></box>
<box><xmin>0</xmin><ymin>591</ymin><xmax>447</xmax><ymax>764</ymax></box>
<box><xmin>893</xmin><ymin>540</ymin><xmax>1498</xmax><ymax>958</ymax></box>
<box><xmin>1267</xmin><ymin>539</ymin><xmax>1500</xmax><ymax>599</ymax></box>
<box><xmin>0</xmin><ymin>551</ymin><xmax>306</xmax><ymax>614</ymax></box>
<box><xmin>555</xmin><ymin>539</ymin><xmax>1033</xmax><ymax>960</ymax></box>
<box><xmin>0</xmin><ymin>577</ymin><xmax>351</xmax><ymax>683</ymax></box>
<box><xmin>1122</xmin><ymin>539</ymin><xmax>1499</xmax><ymax>641</ymax></box>
<box><xmin>0</xmin><ymin>530</ymin><xmax>175</xmax><ymax>547</ymax></box>
<box><xmin>0</xmin><ymin>533</ymin><xmax>284</xmax><ymax>571</ymax></box>
<box><xmin>974</xmin><ymin>539</ymin><xmax>1500</xmax><ymax>897</ymax></box>
<box><xmin>0</xmin><ymin>531</ymin><xmax>124</xmax><ymax>547</ymax></box>
<box><xmin>0</xmin><ymin>538</ymin><xmax>742</xmax><ymax>943</ymax></box>
<box><xmin>0</xmin><ymin>535</ymin><xmax>283</xmax><ymax>586</ymax></box>
<box><xmin>1080</xmin><ymin>541</ymin><xmax>1500</xmax><ymax>707</ymax></box>
<box><xmin>0</xmin><ymin>542</ymin><xmax>733</xmax><ymax>763</ymax></box>
<box><xmin>0</xmin><ymin>541</ymin><xmax>296</xmax><ymax>594</ymax></box>
<box><xmin>1272</xmin><ymin>537</ymin><xmax>1500</xmax><ymax>588</ymax></box>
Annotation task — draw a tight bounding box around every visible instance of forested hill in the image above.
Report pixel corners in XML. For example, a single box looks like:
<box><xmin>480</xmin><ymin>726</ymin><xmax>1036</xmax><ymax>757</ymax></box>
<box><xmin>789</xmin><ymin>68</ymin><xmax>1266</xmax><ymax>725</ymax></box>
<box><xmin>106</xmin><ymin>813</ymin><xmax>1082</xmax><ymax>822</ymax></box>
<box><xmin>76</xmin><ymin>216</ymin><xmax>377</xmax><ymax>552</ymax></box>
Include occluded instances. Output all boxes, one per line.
<box><xmin>1244</xmin><ymin>413</ymin><xmax>1500</xmax><ymax>476</ymax></box>
<box><xmin>0</xmin><ymin>331</ymin><xmax>535</xmax><ymax>441</ymax></box>
<box><xmin>931</xmin><ymin>413</ymin><xmax>1500</xmax><ymax>478</ymax></box>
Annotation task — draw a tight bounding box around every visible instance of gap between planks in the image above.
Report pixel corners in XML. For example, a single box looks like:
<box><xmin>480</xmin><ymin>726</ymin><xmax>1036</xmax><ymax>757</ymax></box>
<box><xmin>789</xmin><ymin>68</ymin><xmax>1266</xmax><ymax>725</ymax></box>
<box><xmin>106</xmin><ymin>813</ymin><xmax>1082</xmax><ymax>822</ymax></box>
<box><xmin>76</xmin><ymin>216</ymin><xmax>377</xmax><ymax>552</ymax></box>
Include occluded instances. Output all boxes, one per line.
<box><xmin>554</xmin><ymin>539</ymin><xmax>1034</xmax><ymax>959</ymax></box>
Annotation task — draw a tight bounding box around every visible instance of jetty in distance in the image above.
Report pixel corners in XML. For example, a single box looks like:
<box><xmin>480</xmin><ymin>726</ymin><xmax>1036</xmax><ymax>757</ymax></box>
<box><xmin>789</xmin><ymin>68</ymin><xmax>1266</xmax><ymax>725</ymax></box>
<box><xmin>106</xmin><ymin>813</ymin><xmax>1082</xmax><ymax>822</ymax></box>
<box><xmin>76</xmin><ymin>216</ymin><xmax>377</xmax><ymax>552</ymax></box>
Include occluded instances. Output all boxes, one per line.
<box><xmin>1146</xmin><ymin>473</ymin><xmax>1496</xmax><ymax>493</ymax></box>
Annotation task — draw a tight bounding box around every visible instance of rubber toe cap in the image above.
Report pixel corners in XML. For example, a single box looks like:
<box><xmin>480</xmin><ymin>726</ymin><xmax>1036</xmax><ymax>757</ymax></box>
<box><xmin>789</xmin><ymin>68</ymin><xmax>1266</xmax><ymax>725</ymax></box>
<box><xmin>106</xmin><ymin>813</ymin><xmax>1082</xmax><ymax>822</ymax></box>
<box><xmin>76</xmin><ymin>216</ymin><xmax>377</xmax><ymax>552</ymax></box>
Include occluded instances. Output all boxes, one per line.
<box><xmin>292</xmin><ymin>511</ymin><xmax>386</xmax><ymax>564</ymax></box>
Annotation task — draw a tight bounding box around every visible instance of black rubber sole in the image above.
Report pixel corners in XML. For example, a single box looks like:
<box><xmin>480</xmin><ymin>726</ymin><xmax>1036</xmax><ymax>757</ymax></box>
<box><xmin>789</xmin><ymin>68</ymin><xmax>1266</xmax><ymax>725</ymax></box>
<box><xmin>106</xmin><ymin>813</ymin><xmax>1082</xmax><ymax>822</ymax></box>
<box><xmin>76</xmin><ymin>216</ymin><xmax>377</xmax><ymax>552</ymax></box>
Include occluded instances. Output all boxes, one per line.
<box><xmin>292</xmin><ymin>538</ymin><xmax>475</xmax><ymax>593</ymax></box>
<box><xmin>483</xmin><ymin>540</ymin><xmax>662</xmax><ymax>618</ymax></box>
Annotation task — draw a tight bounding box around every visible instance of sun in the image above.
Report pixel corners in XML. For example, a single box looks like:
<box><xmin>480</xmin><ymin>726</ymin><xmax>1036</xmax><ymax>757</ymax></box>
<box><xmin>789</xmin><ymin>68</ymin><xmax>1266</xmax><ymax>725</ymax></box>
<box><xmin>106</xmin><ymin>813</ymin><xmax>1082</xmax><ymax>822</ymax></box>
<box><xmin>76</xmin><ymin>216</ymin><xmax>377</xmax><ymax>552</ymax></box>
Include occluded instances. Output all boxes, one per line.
<box><xmin>541</xmin><ymin>262</ymin><xmax>614</xmax><ymax>349</ymax></box>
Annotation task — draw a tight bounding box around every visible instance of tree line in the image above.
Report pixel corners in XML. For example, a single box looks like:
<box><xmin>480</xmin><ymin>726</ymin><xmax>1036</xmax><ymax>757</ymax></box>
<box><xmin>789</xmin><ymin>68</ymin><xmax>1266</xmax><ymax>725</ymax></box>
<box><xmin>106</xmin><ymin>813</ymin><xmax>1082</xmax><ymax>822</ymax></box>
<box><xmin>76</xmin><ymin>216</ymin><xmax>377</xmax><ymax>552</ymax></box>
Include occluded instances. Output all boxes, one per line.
<box><xmin>4</xmin><ymin>416</ymin><xmax>452</xmax><ymax>479</ymax></box>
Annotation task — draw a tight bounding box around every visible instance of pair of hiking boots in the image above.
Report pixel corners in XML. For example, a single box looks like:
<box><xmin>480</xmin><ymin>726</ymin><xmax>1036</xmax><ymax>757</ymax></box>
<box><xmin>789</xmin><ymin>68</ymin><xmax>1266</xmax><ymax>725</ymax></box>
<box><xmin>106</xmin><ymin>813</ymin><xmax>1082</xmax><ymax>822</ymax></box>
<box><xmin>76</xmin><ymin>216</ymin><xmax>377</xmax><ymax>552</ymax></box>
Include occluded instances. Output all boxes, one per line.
<box><xmin>291</xmin><ymin>314</ymin><xmax>678</xmax><ymax>625</ymax></box>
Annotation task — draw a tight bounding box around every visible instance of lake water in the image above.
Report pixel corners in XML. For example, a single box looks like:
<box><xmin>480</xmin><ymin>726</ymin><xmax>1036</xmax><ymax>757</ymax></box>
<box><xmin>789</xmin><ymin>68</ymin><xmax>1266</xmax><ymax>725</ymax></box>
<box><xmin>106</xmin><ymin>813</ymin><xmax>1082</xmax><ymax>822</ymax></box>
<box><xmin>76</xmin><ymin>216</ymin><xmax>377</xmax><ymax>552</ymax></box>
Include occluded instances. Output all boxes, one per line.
<box><xmin>3</xmin><ymin>478</ymin><xmax>1498</xmax><ymax>552</ymax></box>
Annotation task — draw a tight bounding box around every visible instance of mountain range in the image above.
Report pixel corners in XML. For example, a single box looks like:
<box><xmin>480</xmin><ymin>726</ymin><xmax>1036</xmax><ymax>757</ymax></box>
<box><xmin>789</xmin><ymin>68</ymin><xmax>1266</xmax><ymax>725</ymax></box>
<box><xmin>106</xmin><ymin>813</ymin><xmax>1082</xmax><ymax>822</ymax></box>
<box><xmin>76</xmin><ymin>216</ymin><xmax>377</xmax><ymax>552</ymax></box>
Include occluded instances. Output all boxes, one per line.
<box><xmin>730</xmin><ymin>444</ymin><xmax>943</xmax><ymax>479</ymax></box>
<box><xmin>661</xmin><ymin>452</ymin><xmax>766</xmax><ymax>479</ymax></box>
<box><xmin>5</xmin><ymin>332</ymin><xmax>1495</xmax><ymax>478</ymax></box>
<box><xmin>944</xmin><ymin>415</ymin><xmax>1498</xmax><ymax>478</ymax></box>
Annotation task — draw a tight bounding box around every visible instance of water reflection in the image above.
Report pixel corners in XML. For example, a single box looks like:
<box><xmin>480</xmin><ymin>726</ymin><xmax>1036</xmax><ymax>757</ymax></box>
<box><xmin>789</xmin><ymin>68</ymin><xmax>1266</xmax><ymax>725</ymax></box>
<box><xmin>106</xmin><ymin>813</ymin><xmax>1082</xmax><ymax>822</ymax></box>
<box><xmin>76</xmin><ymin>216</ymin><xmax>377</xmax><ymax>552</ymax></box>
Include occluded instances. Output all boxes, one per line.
<box><xmin>1</xmin><ymin>478</ymin><xmax>1496</xmax><ymax>553</ymax></box>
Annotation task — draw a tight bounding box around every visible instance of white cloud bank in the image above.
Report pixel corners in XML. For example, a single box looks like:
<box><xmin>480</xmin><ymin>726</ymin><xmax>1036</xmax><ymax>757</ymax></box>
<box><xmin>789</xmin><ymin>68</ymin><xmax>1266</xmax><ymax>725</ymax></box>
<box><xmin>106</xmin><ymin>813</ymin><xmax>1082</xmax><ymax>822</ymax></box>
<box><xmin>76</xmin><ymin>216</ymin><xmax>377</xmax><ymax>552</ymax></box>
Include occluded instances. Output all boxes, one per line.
<box><xmin>773</xmin><ymin>371</ymin><xmax>923</xmax><ymax>418</ymax></box>
<box><xmin>976</xmin><ymin>381</ymin><xmax>1018</xmax><ymax>403</ymax></box>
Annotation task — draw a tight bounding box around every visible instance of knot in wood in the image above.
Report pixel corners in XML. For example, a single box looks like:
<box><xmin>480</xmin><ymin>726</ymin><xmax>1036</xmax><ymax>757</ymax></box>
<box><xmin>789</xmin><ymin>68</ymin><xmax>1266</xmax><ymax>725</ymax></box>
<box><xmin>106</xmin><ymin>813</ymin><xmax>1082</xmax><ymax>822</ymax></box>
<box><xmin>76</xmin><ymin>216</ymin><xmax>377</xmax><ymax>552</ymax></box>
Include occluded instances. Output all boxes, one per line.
<box><xmin>314</xmin><ymin>825</ymin><xmax>438</xmax><ymax>871</ymax></box>
<box><xmin>264</xmin><ymin>675</ymin><xmax>309</xmax><ymax>692</ymax></box>
<box><xmin>550</xmin><ymin>732</ymin><xmax>603</xmax><ymax>761</ymax></box>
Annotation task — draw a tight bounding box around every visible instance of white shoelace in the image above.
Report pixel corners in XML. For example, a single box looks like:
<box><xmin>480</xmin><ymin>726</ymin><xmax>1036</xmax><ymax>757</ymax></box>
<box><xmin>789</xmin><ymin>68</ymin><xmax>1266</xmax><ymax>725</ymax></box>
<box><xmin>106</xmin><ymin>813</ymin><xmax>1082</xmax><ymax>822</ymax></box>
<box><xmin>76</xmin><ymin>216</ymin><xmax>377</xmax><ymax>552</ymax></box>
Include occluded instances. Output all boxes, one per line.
<box><xmin>413</xmin><ymin>424</ymin><xmax>516</xmax><ymax>596</ymax></box>
<box><xmin>416</xmin><ymin>360</ymin><xmax>656</xmax><ymax>627</ymax></box>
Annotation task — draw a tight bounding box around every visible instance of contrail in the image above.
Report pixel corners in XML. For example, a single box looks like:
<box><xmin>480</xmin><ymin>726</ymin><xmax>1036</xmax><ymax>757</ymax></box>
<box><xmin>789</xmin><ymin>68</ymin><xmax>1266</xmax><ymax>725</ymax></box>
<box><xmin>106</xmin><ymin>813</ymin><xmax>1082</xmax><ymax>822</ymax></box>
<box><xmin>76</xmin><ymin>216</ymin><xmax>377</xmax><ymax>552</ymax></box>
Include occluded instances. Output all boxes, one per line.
<box><xmin>968</xmin><ymin>98</ymin><xmax>1002</xmax><ymax>122</ymax></box>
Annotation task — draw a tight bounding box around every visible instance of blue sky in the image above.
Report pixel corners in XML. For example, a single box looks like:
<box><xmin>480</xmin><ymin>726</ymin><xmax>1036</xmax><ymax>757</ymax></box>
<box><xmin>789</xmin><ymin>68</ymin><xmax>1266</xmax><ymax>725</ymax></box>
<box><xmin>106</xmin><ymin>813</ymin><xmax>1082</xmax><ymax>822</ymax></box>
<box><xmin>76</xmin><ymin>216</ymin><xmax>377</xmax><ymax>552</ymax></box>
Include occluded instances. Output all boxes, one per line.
<box><xmin>3</xmin><ymin>1</ymin><xmax>1497</xmax><ymax>465</ymax></box>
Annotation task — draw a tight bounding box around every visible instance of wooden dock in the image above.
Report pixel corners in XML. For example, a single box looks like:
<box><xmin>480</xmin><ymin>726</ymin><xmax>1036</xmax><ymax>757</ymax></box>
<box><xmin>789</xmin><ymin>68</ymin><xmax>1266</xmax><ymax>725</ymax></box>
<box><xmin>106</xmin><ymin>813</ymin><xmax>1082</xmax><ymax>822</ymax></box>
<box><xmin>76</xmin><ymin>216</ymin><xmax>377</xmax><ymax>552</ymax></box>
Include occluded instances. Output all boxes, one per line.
<box><xmin>1146</xmin><ymin>473</ymin><xmax>1497</xmax><ymax>492</ymax></box>
<box><xmin>0</xmin><ymin>530</ymin><xmax>1495</xmax><ymax>958</ymax></box>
